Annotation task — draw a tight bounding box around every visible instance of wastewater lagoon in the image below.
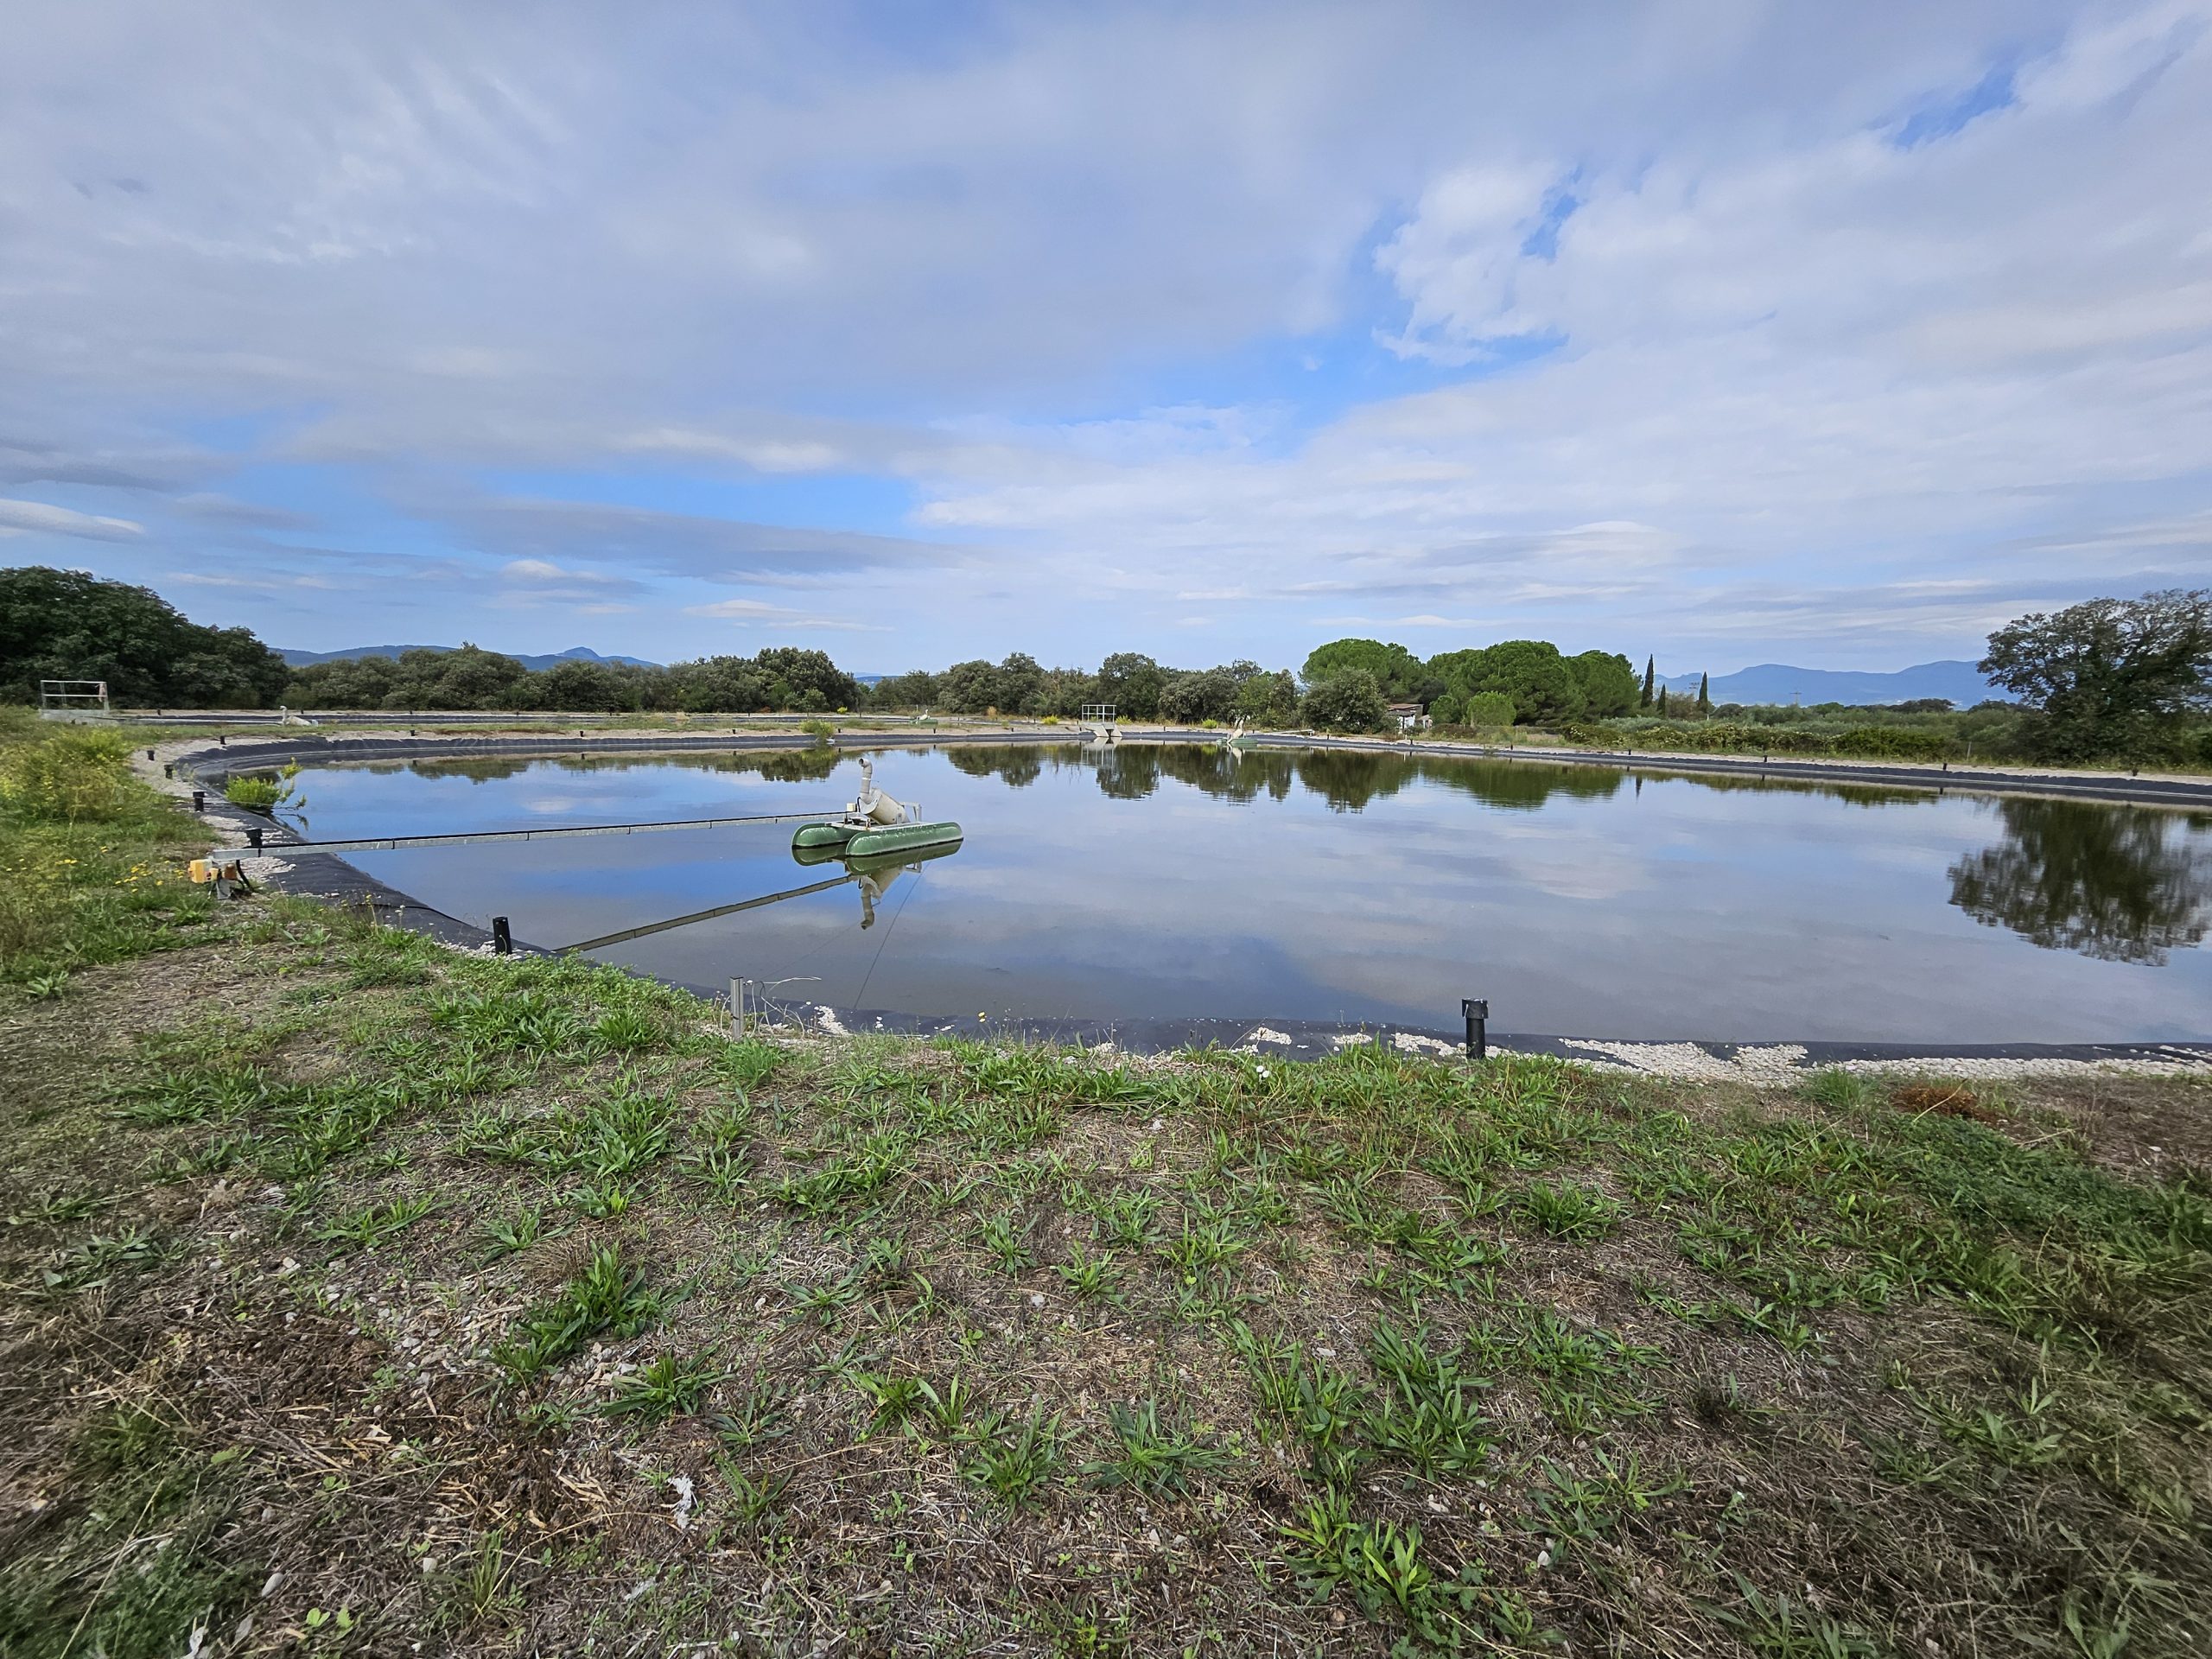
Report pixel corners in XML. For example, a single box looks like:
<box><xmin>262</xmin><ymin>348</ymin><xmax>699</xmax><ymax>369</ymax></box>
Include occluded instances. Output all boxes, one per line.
<box><xmin>286</xmin><ymin>743</ymin><xmax>2212</xmax><ymax>1046</ymax></box>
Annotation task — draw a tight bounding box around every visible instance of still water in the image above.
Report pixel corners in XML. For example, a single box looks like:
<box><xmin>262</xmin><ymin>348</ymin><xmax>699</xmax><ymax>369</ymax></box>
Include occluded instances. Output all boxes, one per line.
<box><xmin>289</xmin><ymin>744</ymin><xmax>2212</xmax><ymax>1044</ymax></box>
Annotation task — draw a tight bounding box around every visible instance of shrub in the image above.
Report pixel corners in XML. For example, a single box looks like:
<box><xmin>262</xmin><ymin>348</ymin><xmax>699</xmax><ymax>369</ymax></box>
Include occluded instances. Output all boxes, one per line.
<box><xmin>1574</xmin><ymin>721</ymin><xmax>1955</xmax><ymax>760</ymax></box>
<box><xmin>1827</xmin><ymin>726</ymin><xmax>1954</xmax><ymax>761</ymax></box>
<box><xmin>0</xmin><ymin>728</ymin><xmax>137</xmax><ymax>823</ymax></box>
<box><xmin>221</xmin><ymin>762</ymin><xmax>303</xmax><ymax>815</ymax></box>
<box><xmin>1301</xmin><ymin>670</ymin><xmax>1391</xmax><ymax>734</ymax></box>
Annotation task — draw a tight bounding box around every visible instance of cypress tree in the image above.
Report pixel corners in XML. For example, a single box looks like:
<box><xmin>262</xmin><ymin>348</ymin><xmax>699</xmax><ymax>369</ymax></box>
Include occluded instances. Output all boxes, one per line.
<box><xmin>1697</xmin><ymin>672</ymin><xmax>1711</xmax><ymax>715</ymax></box>
<box><xmin>1640</xmin><ymin>655</ymin><xmax>1655</xmax><ymax>708</ymax></box>
<box><xmin>1658</xmin><ymin>685</ymin><xmax>1669</xmax><ymax>715</ymax></box>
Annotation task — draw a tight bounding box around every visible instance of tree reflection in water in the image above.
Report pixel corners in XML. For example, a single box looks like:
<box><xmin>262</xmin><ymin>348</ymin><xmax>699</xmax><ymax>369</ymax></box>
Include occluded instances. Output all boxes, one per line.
<box><xmin>1949</xmin><ymin>799</ymin><xmax>2212</xmax><ymax>965</ymax></box>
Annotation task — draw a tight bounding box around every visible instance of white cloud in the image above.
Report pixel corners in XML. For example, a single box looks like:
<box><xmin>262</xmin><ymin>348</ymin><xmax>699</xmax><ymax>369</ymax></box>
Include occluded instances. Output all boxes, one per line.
<box><xmin>2</xmin><ymin>1</ymin><xmax>2206</xmax><ymax>666</ymax></box>
<box><xmin>684</xmin><ymin>597</ymin><xmax>889</xmax><ymax>632</ymax></box>
<box><xmin>164</xmin><ymin>569</ymin><xmax>334</xmax><ymax>591</ymax></box>
<box><xmin>0</xmin><ymin>498</ymin><xmax>143</xmax><ymax>540</ymax></box>
<box><xmin>501</xmin><ymin>556</ymin><xmax>624</xmax><ymax>585</ymax></box>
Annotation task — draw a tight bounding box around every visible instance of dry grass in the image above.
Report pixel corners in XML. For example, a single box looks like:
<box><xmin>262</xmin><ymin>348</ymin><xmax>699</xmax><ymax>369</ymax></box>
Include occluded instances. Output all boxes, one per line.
<box><xmin>2</xmin><ymin>906</ymin><xmax>2209</xmax><ymax>1658</ymax></box>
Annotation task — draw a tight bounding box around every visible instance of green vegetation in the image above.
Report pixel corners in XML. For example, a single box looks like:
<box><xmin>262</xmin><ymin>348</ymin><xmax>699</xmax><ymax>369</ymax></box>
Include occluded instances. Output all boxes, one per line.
<box><xmin>1555</xmin><ymin>712</ymin><xmax>1973</xmax><ymax>761</ymax></box>
<box><xmin>10</xmin><ymin>573</ymin><xmax>2210</xmax><ymax>772</ymax></box>
<box><xmin>2</xmin><ymin>713</ymin><xmax>2209</xmax><ymax>1655</ymax></box>
<box><xmin>221</xmin><ymin>760</ymin><xmax>305</xmax><ymax>815</ymax></box>
<box><xmin>1980</xmin><ymin>587</ymin><xmax>2212</xmax><ymax>764</ymax></box>
<box><xmin>286</xmin><ymin>641</ymin><xmax>865</xmax><ymax>715</ymax></box>
<box><xmin>1300</xmin><ymin>665</ymin><xmax>1392</xmax><ymax>733</ymax></box>
<box><xmin>0</xmin><ymin>565</ymin><xmax>289</xmax><ymax>708</ymax></box>
<box><xmin>0</xmin><ymin>709</ymin><xmax>215</xmax><ymax>987</ymax></box>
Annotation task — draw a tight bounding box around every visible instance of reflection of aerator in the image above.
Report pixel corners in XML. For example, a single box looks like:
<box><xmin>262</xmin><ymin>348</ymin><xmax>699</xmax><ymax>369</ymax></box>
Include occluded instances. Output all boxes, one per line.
<box><xmin>558</xmin><ymin>835</ymin><xmax>962</xmax><ymax>953</ymax></box>
<box><xmin>848</xmin><ymin>842</ymin><xmax>957</xmax><ymax>928</ymax></box>
<box><xmin>789</xmin><ymin>836</ymin><xmax>961</xmax><ymax>927</ymax></box>
<box><xmin>791</xmin><ymin>755</ymin><xmax>964</xmax><ymax>858</ymax></box>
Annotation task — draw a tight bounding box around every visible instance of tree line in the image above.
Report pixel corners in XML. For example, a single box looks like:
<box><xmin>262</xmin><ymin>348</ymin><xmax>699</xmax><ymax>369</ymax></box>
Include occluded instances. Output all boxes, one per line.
<box><xmin>0</xmin><ymin>567</ymin><xmax>289</xmax><ymax>709</ymax></box>
<box><xmin>3</xmin><ymin>566</ymin><xmax>2205</xmax><ymax>763</ymax></box>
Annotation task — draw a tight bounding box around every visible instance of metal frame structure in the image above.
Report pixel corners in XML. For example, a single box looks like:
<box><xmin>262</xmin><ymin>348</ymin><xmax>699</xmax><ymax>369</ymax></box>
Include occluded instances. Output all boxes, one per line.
<box><xmin>39</xmin><ymin>679</ymin><xmax>112</xmax><ymax>721</ymax></box>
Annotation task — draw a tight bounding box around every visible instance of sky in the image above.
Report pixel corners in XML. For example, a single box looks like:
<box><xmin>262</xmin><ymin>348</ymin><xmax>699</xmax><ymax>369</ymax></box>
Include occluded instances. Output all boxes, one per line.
<box><xmin>3</xmin><ymin>1</ymin><xmax>2209</xmax><ymax>677</ymax></box>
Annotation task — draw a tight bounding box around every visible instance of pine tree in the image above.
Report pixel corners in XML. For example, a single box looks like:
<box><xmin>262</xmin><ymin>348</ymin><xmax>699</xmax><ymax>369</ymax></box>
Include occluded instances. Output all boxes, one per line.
<box><xmin>1697</xmin><ymin>672</ymin><xmax>1711</xmax><ymax>715</ymax></box>
<box><xmin>1640</xmin><ymin>655</ymin><xmax>1655</xmax><ymax>708</ymax></box>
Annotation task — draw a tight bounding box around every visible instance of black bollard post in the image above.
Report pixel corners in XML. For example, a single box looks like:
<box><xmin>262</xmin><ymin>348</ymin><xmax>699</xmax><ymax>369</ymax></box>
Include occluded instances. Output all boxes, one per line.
<box><xmin>163</xmin><ymin>764</ymin><xmax>174</xmax><ymax>779</ymax></box>
<box><xmin>146</xmin><ymin>748</ymin><xmax>156</xmax><ymax>761</ymax></box>
<box><xmin>192</xmin><ymin>789</ymin><xmax>206</xmax><ymax>811</ymax></box>
<box><xmin>492</xmin><ymin>916</ymin><xmax>512</xmax><ymax>956</ymax></box>
<box><xmin>247</xmin><ymin>826</ymin><xmax>263</xmax><ymax>851</ymax></box>
<box><xmin>219</xmin><ymin>734</ymin><xmax>226</xmax><ymax>747</ymax></box>
<box><xmin>1462</xmin><ymin>998</ymin><xmax>1488</xmax><ymax>1060</ymax></box>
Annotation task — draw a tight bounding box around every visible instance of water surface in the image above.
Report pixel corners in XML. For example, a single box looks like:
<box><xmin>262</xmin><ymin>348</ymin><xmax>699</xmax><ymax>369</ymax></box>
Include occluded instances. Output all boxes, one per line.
<box><xmin>290</xmin><ymin>744</ymin><xmax>2212</xmax><ymax>1044</ymax></box>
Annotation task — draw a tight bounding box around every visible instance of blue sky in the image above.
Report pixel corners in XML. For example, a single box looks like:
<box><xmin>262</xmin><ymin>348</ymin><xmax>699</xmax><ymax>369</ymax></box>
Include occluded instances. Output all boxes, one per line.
<box><xmin>3</xmin><ymin>1</ymin><xmax>2209</xmax><ymax>676</ymax></box>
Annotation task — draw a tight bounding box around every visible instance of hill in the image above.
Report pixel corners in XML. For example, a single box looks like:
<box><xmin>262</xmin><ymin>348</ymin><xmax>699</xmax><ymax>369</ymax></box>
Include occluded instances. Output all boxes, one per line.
<box><xmin>278</xmin><ymin>644</ymin><xmax>659</xmax><ymax>673</ymax></box>
<box><xmin>1659</xmin><ymin>659</ymin><xmax>1997</xmax><ymax>707</ymax></box>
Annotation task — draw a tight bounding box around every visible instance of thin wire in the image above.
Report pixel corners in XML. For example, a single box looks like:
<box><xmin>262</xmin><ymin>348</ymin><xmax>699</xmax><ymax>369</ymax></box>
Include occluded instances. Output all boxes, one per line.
<box><xmin>850</xmin><ymin>866</ymin><xmax>923</xmax><ymax>1011</ymax></box>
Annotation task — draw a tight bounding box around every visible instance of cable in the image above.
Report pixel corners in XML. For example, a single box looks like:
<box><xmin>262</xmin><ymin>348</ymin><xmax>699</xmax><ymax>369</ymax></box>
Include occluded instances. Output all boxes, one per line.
<box><xmin>850</xmin><ymin>863</ymin><xmax>923</xmax><ymax>1011</ymax></box>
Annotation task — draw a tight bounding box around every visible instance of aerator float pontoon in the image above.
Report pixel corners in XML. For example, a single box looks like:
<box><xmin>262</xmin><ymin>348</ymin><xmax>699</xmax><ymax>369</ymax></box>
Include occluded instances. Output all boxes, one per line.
<box><xmin>791</xmin><ymin>755</ymin><xmax>963</xmax><ymax>860</ymax></box>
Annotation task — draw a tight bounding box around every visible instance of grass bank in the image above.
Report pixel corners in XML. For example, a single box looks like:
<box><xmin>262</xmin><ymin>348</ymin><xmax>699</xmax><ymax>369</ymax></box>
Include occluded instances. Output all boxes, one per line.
<box><xmin>3</xmin><ymin>716</ymin><xmax>2210</xmax><ymax>1657</ymax></box>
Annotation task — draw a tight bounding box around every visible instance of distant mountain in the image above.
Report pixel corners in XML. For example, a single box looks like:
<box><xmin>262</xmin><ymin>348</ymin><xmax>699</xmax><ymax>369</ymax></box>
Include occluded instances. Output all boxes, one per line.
<box><xmin>280</xmin><ymin>644</ymin><xmax>660</xmax><ymax>672</ymax></box>
<box><xmin>1656</xmin><ymin>660</ymin><xmax>1999</xmax><ymax>708</ymax></box>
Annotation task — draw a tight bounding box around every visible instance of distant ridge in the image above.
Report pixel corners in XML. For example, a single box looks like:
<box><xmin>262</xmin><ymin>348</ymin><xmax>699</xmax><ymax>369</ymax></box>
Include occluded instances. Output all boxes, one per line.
<box><xmin>1657</xmin><ymin>659</ymin><xmax>1999</xmax><ymax>707</ymax></box>
<box><xmin>280</xmin><ymin>644</ymin><xmax>660</xmax><ymax>672</ymax></box>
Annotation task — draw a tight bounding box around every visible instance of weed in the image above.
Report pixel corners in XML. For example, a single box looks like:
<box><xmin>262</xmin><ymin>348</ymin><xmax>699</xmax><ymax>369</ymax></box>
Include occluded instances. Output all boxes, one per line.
<box><xmin>715</xmin><ymin>1459</ymin><xmax>790</xmax><ymax>1529</ymax></box>
<box><xmin>979</xmin><ymin>1211</ymin><xmax>1033</xmax><ymax>1273</ymax></box>
<box><xmin>1713</xmin><ymin>1576</ymin><xmax>1881</xmax><ymax>1657</ymax></box>
<box><xmin>605</xmin><ymin>1354</ymin><xmax>725</xmax><ymax>1422</ymax></box>
<box><xmin>712</xmin><ymin>1382</ymin><xmax>793</xmax><ymax>1452</ymax></box>
<box><xmin>1522</xmin><ymin>1179</ymin><xmax>1624</xmax><ymax>1240</ymax></box>
<box><xmin>494</xmin><ymin>1245</ymin><xmax>662</xmax><ymax>1377</ymax></box>
<box><xmin>792</xmin><ymin>1274</ymin><xmax>864</xmax><ymax>1323</ymax></box>
<box><xmin>1053</xmin><ymin>1240</ymin><xmax>1120</xmax><ymax>1300</ymax></box>
<box><xmin>1092</xmin><ymin>1189</ymin><xmax>1160</xmax><ymax>1249</ymax></box>
<box><xmin>859</xmin><ymin>1234</ymin><xmax>909</xmax><ymax>1280</ymax></box>
<box><xmin>1082</xmin><ymin>1398</ymin><xmax>1238</xmax><ymax>1496</ymax></box>
<box><xmin>1923</xmin><ymin>1387</ymin><xmax>2069</xmax><ymax>1469</ymax></box>
<box><xmin>683</xmin><ymin>1144</ymin><xmax>753</xmax><ymax>1198</ymax></box>
<box><xmin>962</xmin><ymin>1411</ymin><xmax>1065</xmax><ymax>1507</ymax></box>
<box><xmin>566</xmin><ymin>1181</ymin><xmax>632</xmax><ymax>1219</ymax></box>
<box><xmin>446</xmin><ymin>1527</ymin><xmax>516</xmax><ymax>1628</ymax></box>
<box><xmin>5</xmin><ymin>1192</ymin><xmax>106</xmax><ymax>1226</ymax></box>
<box><xmin>1802</xmin><ymin>1068</ymin><xmax>1873</xmax><ymax>1109</ymax></box>
<box><xmin>41</xmin><ymin>1225</ymin><xmax>175</xmax><ymax>1294</ymax></box>
<box><xmin>1281</xmin><ymin>1498</ymin><xmax>1481</xmax><ymax>1648</ymax></box>
<box><xmin>478</xmin><ymin>1205</ymin><xmax>545</xmax><ymax>1260</ymax></box>
<box><xmin>1361</xmin><ymin>1321</ymin><xmax>1493</xmax><ymax>1475</ymax></box>
<box><xmin>850</xmin><ymin>1369</ymin><xmax>932</xmax><ymax>1433</ymax></box>
<box><xmin>1161</xmin><ymin>1206</ymin><xmax>1250</xmax><ymax>1279</ymax></box>
<box><xmin>318</xmin><ymin>1193</ymin><xmax>436</xmax><ymax>1252</ymax></box>
<box><xmin>919</xmin><ymin>1373</ymin><xmax>980</xmax><ymax>1440</ymax></box>
<box><xmin>1529</xmin><ymin>1448</ymin><xmax>1687</xmax><ymax>1545</ymax></box>
<box><xmin>591</xmin><ymin>1005</ymin><xmax>665</xmax><ymax>1054</ymax></box>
